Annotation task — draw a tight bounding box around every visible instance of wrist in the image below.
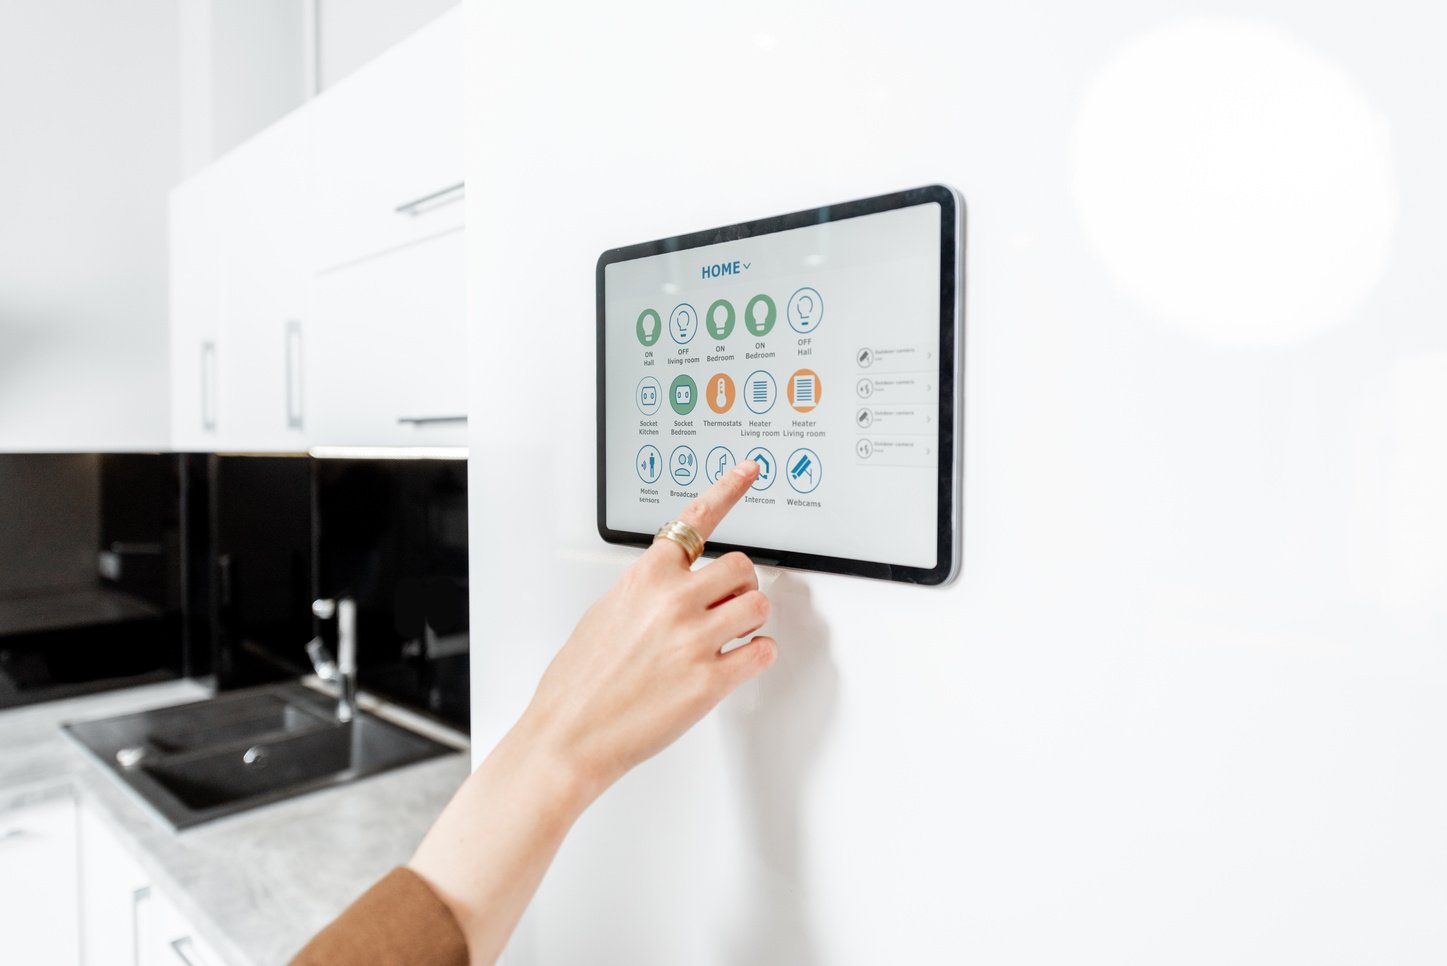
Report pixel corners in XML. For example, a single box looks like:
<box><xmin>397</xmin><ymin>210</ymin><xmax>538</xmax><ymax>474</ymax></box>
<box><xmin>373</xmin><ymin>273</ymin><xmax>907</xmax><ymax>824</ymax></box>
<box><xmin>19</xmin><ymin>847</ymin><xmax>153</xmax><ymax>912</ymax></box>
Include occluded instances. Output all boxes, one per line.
<box><xmin>496</xmin><ymin>709</ymin><xmax>607</xmax><ymax>823</ymax></box>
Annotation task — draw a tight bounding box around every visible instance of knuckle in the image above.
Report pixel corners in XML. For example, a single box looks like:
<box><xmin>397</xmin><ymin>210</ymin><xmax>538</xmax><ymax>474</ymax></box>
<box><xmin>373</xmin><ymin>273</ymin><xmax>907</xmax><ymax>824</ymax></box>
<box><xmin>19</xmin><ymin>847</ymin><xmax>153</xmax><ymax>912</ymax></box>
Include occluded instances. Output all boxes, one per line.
<box><xmin>681</xmin><ymin>494</ymin><xmax>713</xmax><ymax>524</ymax></box>
<box><xmin>723</xmin><ymin>551</ymin><xmax>754</xmax><ymax>581</ymax></box>
<box><xmin>746</xmin><ymin>590</ymin><xmax>771</xmax><ymax>623</ymax></box>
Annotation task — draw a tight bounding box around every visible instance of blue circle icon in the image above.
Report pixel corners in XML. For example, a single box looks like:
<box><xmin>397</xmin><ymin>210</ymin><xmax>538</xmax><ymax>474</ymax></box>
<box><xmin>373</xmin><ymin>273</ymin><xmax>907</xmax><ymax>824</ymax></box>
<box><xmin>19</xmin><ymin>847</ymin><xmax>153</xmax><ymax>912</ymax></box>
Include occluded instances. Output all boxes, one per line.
<box><xmin>742</xmin><ymin>369</ymin><xmax>777</xmax><ymax>414</ymax></box>
<box><xmin>787</xmin><ymin>287</ymin><xmax>823</xmax><ymax>333</ymax></box>
<box><xmin>669</xmin><ymin>445</ymin><xmax>699</xmax><ymax>487</ymax></box>
<box><xmin>669</xmin><ymin>303</ymin><xmax>699</xmax><ymax>344</ymax></box>
<box><xmin>636</xmin><ymin>444</ymin><xmax>662</xmax><ymax>484</ymax></box>
<box><xmin>704</xmin><ymin>446</ymin><xmax>736</xmax><ymax>484</ymax></box>
<box><xmin>744</xmin><ymin>446</ymin><xmax>776</xmax><ymax>491</ymax></box>
<box><xmin>785</xmin><ymin>447</ymin><xmax>822</xmax><ymax>493</ymax></box>
<box><xmin>636</xmin><ymin>376</ymin><xmax>662</xmax><ymax>415</ymax></box>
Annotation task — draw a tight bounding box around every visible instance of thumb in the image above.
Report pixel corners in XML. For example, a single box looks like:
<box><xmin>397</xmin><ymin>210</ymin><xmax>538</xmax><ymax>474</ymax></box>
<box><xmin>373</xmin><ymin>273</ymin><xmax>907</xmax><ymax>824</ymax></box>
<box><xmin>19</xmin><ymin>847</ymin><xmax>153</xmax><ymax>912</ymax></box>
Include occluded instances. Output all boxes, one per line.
<box><xmin>715</xmin><ymin>635</ymin><xmax>778</xmax><ymax>693</ymax></box>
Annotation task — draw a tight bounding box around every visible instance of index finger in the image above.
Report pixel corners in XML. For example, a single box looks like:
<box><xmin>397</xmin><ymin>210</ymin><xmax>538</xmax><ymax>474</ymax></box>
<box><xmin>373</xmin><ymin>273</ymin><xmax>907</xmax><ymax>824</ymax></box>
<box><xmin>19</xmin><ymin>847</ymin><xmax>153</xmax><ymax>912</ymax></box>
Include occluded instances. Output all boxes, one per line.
<box><xmin>675</xmin><ymin>459</ymin><xmax>759</xmax><ymax>543</ymax></box>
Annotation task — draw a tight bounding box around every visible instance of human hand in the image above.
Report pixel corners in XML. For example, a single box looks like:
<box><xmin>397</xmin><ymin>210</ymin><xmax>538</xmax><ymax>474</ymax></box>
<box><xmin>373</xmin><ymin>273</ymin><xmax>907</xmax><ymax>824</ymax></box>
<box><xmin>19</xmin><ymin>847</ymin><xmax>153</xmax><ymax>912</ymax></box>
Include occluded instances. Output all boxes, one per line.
<box><xmin>518</xmin><ymin>458</ymin><xmax>776</xmax><ymax>801</ymax></box>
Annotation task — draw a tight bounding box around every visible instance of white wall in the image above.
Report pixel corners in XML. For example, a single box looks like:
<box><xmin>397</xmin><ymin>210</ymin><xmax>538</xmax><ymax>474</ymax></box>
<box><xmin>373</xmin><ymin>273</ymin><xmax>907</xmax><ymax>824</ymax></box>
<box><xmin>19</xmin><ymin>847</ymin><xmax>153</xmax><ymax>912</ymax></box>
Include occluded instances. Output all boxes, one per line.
<box><xmin>317</xmin><ymin>0</ymin><xmax>457</xmax><ymax>90</ymax></box>
<box><xmin>466</xmin><ymin>3</ymin><xmax>1447</xmax><ymax>963</ymax></box>
<box><xmin>0</xmin><ymin>0</ymin><xmax>180</xmax><ymax>452</ymax></box>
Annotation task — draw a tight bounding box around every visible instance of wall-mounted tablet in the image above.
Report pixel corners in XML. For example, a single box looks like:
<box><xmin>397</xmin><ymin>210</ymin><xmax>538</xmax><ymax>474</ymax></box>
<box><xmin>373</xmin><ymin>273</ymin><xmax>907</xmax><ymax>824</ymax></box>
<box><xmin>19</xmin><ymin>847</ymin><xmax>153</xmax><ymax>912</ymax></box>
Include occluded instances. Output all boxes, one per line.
<box><xmin>597</xmin><ymin>185</ymin><xmax>963</xmax><ymax>585</ymax></box>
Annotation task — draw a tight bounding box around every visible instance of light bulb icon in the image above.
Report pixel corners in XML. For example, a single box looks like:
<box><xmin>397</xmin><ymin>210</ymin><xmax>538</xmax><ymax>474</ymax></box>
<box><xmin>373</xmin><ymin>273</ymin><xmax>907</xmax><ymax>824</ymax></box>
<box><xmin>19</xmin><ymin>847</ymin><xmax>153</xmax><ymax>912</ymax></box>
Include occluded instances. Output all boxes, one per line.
<box><xmin>711</xmin><ymin>303</ymin><xmax>727</xmax><ymax>328</ymax></box>
<box><xmin>669</xmin><ymin>304</ymin><xmax>698</xmax><ymax>344</ymax></box>
<box><xmin>637</xmin><ymin>309</ymin><xmax>662</xmax><ymax>345</ymax></box>
<box><xmin>787</xmin><ymin>287</ymin><xmax>823</xmax><ymax>333</ymax></box>
<box><xmin>744</xmin><ymin>294</ymin><xmax>776</xmax><ymax>335</ymax></box>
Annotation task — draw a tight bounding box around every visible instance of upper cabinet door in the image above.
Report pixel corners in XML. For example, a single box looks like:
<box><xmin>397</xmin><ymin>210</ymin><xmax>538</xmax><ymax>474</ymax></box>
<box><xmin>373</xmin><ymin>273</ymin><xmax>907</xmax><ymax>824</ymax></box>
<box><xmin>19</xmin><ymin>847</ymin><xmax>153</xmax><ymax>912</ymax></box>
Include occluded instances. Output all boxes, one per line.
<box><xmin>305</xmin><ymin>227</ymin><xmax>467</xmax><ymax>448</ymax></box>
<box><xmin>308</xmin><ymin>8</ymin><xmax>464</xmax><ymax>275</ymax></box>
<box><xmin>169</xmin><ymin>176</ymin><xmax>222</xmax><ymax>451</ymax></box>
<box><xmin>213</xmin><ymin>111</ymin><xmax>311</xmax><ymax>453</ymax></box>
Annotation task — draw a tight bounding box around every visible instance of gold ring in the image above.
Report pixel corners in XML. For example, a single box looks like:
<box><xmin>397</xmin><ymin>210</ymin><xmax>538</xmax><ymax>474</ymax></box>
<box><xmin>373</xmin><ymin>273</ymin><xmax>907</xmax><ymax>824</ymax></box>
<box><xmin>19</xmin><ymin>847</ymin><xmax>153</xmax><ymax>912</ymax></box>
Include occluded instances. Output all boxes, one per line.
<box><xmin>654</xmin><ymin>520</ymin><xmax>705</xmax><ymax>564</ymax></box>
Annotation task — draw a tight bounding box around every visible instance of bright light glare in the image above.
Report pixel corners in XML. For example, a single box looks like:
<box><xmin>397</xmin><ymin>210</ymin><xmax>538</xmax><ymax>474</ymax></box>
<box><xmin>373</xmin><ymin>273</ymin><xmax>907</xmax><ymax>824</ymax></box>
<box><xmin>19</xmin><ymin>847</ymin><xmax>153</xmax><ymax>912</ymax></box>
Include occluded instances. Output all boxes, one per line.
<box><xmin>1072</xmin><ymin>19</ymin><xmax>1396</xmax><ymax>346</ymax></box>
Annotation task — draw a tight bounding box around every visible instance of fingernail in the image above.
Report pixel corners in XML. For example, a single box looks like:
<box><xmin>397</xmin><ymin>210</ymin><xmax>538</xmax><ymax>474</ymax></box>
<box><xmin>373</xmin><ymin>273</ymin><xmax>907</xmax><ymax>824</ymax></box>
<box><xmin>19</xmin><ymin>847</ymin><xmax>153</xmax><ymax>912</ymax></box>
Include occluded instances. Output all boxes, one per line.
<box><xmin>734</xmin><ymin>460</ymin><xmax>758</xmax><ymax>477</ymax></box>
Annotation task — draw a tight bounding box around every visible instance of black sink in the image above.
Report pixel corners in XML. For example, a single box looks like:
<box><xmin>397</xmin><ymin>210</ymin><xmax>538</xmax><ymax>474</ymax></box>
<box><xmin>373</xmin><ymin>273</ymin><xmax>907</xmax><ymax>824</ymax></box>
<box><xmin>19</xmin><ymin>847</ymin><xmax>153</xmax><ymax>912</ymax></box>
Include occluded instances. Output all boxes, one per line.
<box><xmin>65</xmin><ymin>683</ymin><xmax>457</xmax><ymax>828</ymax></box>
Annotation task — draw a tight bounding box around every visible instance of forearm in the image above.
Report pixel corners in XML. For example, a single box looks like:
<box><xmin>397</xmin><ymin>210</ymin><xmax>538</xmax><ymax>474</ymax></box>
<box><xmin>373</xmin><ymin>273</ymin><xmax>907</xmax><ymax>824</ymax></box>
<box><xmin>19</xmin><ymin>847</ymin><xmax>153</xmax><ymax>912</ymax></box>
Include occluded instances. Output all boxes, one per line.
<box><xmin>408</xmin><ymin>714</ymin><xmax>598</xmax><ymax>965</ymax></box>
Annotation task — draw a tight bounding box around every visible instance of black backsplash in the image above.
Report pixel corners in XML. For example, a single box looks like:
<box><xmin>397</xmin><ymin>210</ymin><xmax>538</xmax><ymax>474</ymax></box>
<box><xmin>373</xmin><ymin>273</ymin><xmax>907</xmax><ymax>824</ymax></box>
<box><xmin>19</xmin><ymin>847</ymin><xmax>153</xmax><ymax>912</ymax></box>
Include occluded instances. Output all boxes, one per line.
<box><xmin>315</xmin><ymin>459</ymin><xmax>469</xmax><ymax>728</ymax></box>
<box><xmin>0</xmin><ymin>453</ymin><xmax>193</xmax><ymax>708</ymax></box>
<box><xmin>210</xmin><ymin>456</ymin><xmax>314</xmax><ymax>689</ymax></box>
<box><xmin>207</xmin><ymin>454</ymin><xmax>469</xmax><ymax>729</ymax></box>
<box><xmin>0</xmin><ymin>453</ymin><xmax>469</xmax><ymax>728</ymax></box>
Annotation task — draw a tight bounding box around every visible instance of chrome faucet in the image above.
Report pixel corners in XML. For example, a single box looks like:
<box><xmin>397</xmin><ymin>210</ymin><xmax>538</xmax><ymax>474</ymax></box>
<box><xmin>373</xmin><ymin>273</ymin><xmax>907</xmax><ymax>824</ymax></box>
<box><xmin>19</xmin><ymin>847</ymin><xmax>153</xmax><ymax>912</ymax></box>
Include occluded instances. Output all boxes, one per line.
<box><xmin>306</xmin><ymin>596</ymin><xmax>357</xmax><ymax>723</ymax></box>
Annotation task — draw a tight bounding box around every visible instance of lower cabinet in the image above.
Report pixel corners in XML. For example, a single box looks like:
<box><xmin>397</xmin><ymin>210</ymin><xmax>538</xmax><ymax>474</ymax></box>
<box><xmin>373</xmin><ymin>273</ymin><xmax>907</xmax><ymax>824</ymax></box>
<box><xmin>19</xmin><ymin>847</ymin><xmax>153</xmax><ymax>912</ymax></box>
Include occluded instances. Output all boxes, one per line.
<box><xmin>0</xmin><ymin>794</ymin><xmax>80</xmax><ymax>965</ymax></box>
<box><xmin>78</xmin><ymin>802</ymin><xmax>225</xmax><ymax>966</ymax></box>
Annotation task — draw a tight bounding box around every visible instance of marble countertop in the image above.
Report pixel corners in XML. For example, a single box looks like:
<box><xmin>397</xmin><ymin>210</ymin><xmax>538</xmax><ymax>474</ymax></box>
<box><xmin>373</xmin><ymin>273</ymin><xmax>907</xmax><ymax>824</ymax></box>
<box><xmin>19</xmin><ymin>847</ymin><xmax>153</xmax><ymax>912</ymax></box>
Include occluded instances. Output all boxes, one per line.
<box><xmin>0</xmin><ymin>679</ymin><xmax>471</xmax><ymax>965</ymax></box>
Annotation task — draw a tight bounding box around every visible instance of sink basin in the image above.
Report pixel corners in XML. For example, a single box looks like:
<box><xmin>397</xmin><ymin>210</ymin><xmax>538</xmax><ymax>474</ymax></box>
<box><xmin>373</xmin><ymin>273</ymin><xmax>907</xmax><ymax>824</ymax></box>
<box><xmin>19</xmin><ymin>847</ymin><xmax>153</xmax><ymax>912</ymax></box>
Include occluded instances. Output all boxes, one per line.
<box><xmin>65</xmin><ymin>683</ymin><xmax>457</xmax><ymax>828</ymax></box>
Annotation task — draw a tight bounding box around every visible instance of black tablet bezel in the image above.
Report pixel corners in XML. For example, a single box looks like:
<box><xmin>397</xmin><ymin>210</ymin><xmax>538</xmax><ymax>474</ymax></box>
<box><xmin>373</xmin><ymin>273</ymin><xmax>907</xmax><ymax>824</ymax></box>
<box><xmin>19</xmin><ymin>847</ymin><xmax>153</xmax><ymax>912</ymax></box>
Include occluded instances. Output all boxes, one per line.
<box><xmin>596</xmin><ymin>184</ymin><xmax>963</xmax><ymax>585</ymax></box>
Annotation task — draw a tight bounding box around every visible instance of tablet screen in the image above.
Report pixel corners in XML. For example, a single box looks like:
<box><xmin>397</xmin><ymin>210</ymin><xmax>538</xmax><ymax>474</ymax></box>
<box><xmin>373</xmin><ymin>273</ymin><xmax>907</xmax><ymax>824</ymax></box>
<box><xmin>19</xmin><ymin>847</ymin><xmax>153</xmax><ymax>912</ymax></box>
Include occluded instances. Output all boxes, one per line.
<box><xmin>598</xmin><ymin>187</ymin><xmax>959</xmax><ymax>582</ymax></box>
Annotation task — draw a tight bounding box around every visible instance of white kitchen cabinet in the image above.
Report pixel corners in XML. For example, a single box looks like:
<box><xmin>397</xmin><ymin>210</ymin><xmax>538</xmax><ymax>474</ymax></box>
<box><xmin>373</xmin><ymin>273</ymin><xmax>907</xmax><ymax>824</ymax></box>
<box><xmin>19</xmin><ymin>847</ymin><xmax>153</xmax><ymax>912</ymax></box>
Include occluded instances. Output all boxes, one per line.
<box><xmin>212</xmin><ymin>111</ymin><xmax>311</xmax><ymax>453</ymax></box>
<box><xmin>306</xmin><ymin>227</ymin><xmax>467</xmax><ymax>447</ymax></box>
<box><xmin>0</xmin><ymin>794</ymin><xmax>80</xmax><ymax>965</ymax></box>
<box><xmin>167</xmin><ymin>5</ymin><xmax>466</xmax><ymax>452</ymax></box>
<box><xmin>78</xmin><ymin>801</ymin><xmax>225</xmax><ymax>966</ymax></box>
<box><xmin>307</xmin><ymin>6</ymin><xmax>464</xmax><ymax>275</ymax></box>
<box><xmin>141</xmin><ymin>887</ymin><xmax>225</xmax><ymax>966</ymax></box>
<box><xmin>78</xmin><ymin>800</ymin><xmax>150</xmax><ymax>965</ymax></box>
<box><xmin>169</xmin><ymin>177</ymin><xmax>222</xmax><ymax>451</ymax></box>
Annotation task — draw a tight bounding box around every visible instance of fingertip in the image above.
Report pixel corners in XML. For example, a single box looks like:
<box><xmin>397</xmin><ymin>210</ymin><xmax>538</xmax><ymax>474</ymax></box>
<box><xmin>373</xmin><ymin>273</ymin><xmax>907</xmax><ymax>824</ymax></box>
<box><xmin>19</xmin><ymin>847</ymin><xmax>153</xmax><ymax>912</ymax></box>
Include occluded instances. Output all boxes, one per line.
<box><xmin>732</xmin><ymin>459</ymin><xmax>759</xmax><ymax>481</ymax></box>
<box><xmin>751</xmin><ymin>635</ymin><xmax>778</xmax><ymax>669</ymax></box>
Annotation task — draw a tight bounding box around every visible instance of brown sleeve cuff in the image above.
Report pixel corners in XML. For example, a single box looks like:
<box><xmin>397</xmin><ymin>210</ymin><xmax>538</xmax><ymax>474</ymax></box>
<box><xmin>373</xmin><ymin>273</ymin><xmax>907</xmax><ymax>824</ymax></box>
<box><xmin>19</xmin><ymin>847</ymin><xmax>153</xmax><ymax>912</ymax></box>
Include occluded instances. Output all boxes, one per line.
<box><xmin>291</xmin><ymin>867</ymin><xmax>468</xmax><ymax>966</ymax></box>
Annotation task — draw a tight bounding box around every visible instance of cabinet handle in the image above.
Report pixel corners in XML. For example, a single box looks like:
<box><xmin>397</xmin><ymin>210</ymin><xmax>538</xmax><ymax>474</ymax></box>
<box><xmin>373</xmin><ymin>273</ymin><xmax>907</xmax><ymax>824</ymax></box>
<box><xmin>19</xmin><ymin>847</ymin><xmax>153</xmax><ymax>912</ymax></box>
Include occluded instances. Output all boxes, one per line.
<box><xmin>285</xmin><ymin>320</ymin><xmax>304</xmax><ymax>430</ymax></box>
<box><xmin>0</xmin><ymin>827</ymin><xmax>35</xmax><ymax>848</ymax></box>
<box><xmin>397</xmin><ymin>415</ymin><xmax>468</xmax><ymax>425</ymax></box>
<box><xmin>395</xmin><ymin>181</ymin><xmax>465</xmax><ymax>216</ymax></box>
<box><xmin>201</xmin><ymin>341</ymin><xmax>218</xmax><ymax>432</ymax></box>
<box><xmin>132</xmin><ymin>886</ymin><xmax>151</xmax><ymax>966</ymax></box>
<box><xmin>170</xmin><ymin>936</ymin><xmax>210</xmax><ymax>966</ymax></box>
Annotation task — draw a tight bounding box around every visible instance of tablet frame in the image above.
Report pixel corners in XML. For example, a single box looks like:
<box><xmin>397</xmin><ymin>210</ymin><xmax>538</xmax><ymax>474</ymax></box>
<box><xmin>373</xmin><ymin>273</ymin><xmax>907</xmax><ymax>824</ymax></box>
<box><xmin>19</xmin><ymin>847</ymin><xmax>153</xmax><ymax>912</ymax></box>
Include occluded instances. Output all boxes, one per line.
<box><xmin>596</xmin><ymin>184</ymin><xmax>964</xmax><ymax>585</ymax></box>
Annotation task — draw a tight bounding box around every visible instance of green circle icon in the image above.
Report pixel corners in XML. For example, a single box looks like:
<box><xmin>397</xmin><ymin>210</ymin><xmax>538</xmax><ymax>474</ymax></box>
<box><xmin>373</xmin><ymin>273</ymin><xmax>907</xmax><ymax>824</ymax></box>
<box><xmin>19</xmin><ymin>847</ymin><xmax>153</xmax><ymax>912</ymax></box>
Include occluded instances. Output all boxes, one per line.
<box><xmin>705</xmin><ymin>299</ymin><xmax>736</xmax><ymax>340</ymax></box>
<box><xmin>637</xmin><ymin>309</ymin><xmax>662</xmax><ymax>346</ymax></box>
<box><xmin>669</xmin><ymin>374</ymin><xmax>698</xmax><ymax>415</ymax></box>
<box><xmin>743</xmin><ymin>294</ymin><xmax>777</xmax><ymax>336</ymax></box>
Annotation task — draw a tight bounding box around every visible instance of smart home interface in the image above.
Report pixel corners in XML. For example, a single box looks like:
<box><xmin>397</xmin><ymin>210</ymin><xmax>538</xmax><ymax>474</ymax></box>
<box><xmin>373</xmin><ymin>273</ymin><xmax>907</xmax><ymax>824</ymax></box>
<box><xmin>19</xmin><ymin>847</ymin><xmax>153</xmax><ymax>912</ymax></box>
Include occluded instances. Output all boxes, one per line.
<box><xmin>598</xmin><ymin>186</ymin><xmax>961</xmax><ymax>584</ymax></box>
